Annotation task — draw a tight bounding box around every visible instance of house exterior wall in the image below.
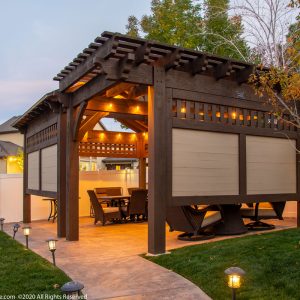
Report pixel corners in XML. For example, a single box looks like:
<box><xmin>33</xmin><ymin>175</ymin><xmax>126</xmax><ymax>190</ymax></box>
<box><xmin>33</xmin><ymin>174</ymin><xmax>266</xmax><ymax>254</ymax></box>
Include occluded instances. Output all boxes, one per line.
<box><xmin>172</xmin><ymin>129</ymin><xmax>239</xmax><ymax>196</ymax></box>
<box><xmin>0</xmin><ymin>159</ymin><xmax>7</xmax><ymax>173</ymax></box>
<box><xmin>0</xmin><ymin>132</ymin><xmax>23</xmax><ymax>147</ymax></box>
<box><xmin>246</xmin><ymin>136</ymin><xmax>297</xmax><ymax>194</ymax></box>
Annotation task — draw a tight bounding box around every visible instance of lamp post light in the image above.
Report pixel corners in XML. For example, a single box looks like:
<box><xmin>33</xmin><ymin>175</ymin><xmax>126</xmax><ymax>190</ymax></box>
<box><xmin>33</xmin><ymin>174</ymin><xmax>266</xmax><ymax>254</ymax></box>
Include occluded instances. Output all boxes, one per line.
<box><xmin>224</xmin><ymin>267</ymin><xmax>246</xmax><ymax>300</ymax></box>
<box><xmin>0</xmin><ymin>218</ymin><xmax>5</xmax><ymax>231</ymax></box>
<box><xmin>13</xmin><ymin>223</ymin><xmax>20</xmax><ymax>239</ymax></box>
<box><xmin>46</xmin><ymin>238</ymin><xmax>58</xmax><ymax>266</ymax></box>
<box><xmin>61</xmin><ymin>281</ymin><xmax>84</xmax><ymax>299</ymax></box>
<box><xmin>22</xmin><ymin>226</ymin><xmax>31</xmax><ymax>249</ymax></box>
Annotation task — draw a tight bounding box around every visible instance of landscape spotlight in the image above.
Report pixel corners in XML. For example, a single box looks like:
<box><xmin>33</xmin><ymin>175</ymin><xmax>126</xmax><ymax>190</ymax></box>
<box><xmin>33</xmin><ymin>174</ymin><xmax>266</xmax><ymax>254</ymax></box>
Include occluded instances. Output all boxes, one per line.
<box><xmin>46</xmin><ymin>238</ymin><xmax>58</xmax><ymax>266</ymax></box>
<box><xmin>13</xmin><ymin>223</ymin><xmax>20</xmax><ymax>239</ymax></box>
<box><xmin>225</xmin><ymin>267</ymin><xmax>246</xmax><ymax>300</ymax></box>
<box><xmin>23</xmin><ymin>226</ymin><xmax>31</xmax><ymax>249</ymax></box>
<box><xmin>61</xmin><ymin>281</ymin><xmax>84</xmax><ymax>299</ymax></box>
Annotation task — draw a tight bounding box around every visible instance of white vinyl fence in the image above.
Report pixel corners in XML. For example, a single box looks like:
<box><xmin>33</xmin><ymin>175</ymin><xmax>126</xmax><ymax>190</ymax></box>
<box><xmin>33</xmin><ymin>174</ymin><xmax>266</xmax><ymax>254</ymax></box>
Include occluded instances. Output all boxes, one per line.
<box><xmin>0</xmin><ymin>170</ymin><xmax>141</xmax><ymax>223</ymax></box>
<box><xmin>0</xmin><ymin>171</ymin><xmax>296</xmax><ymax>223</ymax></box>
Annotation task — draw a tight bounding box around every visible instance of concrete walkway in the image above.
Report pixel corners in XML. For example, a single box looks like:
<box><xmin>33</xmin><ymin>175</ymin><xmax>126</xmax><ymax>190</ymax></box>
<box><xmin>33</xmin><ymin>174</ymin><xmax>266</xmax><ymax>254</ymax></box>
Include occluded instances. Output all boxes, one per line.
<box><xmin>4</xmin><ymin>218</ymin><xmax>211</xmax><ymax>300</ymax></box>
<box><xmin>4</xmin><ymin>217</ymin><xmax>296</xmax><ymax>299</ymax></box>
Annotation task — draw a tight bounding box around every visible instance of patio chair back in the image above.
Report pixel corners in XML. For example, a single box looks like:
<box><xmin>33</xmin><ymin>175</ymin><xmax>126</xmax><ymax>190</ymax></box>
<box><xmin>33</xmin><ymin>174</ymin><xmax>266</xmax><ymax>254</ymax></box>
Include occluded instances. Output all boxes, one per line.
<box><xmin>127</xmin><ymin>187</ymin><xmax>140</xmax><ymax>195</ymax></box>
<box><xmin>166</xmin><ymin>206</ymin><xmax>203</xmax><ymax>233</ymax></box>
<box><xmin>128</xmin><ymin>189</ymin><xmax>147</xmax><ymax>215</ymax></box>
<box><xmin>87</xmin><ymin>190</ymin><xmax>104</xmax><ymax>221</ymax></box>
<box><xmin>95</xmin><ymin>187</ymin><xmax>123</xmax><ymax>197</ymax></box>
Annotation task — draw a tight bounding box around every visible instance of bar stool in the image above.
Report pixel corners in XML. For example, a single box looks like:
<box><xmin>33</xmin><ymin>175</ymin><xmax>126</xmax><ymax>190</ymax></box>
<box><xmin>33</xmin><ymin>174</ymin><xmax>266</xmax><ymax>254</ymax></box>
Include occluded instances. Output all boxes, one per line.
<box><xmin>43</xmin><ymin>198</ymin><xmax>57</xmax><ymax>223</ymax></box>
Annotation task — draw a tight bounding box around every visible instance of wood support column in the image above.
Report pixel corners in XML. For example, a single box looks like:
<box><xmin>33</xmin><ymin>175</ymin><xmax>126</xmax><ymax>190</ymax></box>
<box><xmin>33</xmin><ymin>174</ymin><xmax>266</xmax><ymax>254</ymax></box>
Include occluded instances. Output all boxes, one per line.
<box><xmin>66</xmin><ymin>104</ymin><xmax>80</xmax><ymax>240</ymax></box>
<box><xmin>57</xmin><ymin>109</ymin><xmax>67</xmax><ymax>237</ymax></box>
<box><xmin>23</xmin><ymin>132</ymin><xmax>31</xmax><ymax>223</ymax></box>
<box><xmin>148</xmin><ymin>66</ymin><xmax>169</xmax><ymax>255</ymax></box>
<box><xmin>138</xmin><ymin>157</ymin><xmax>147</xmax><ymax>189</ymax></box>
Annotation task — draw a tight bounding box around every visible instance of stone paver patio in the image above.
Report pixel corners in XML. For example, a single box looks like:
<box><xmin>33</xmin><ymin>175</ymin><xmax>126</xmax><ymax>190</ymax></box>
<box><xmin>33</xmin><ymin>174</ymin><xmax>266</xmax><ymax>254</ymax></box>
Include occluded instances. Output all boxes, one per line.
<box><xmin>4</xmin><ymin>217</ymin><xmax>296</xmax><ymax>299</ymax></box>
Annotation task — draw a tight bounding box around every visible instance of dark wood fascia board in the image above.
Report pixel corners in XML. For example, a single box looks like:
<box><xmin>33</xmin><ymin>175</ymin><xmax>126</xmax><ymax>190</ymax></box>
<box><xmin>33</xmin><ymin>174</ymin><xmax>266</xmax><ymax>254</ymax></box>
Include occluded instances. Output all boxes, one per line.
<box><xmin>172</xmin><ymin>89</ymin><xmax>272</xmax><ymax>111</ymax></box>
<box><xmin>166</xmin><ymin>70</ymin><xmax>264</xmax><ymax>103</ymax></box>
<box><xmin>172</xmin><ymin>193</ymin><xmax>299</xmax><ymax>206</ymax></box>
<box><xmin>26</xmin><ymin>189</ymin><xmax>57</xmax><ymax>199</ymax></box>
<box><xmin>172</xmin><ymin>118</ymin><xmax>298</xmax><ymax>139</ymax></box>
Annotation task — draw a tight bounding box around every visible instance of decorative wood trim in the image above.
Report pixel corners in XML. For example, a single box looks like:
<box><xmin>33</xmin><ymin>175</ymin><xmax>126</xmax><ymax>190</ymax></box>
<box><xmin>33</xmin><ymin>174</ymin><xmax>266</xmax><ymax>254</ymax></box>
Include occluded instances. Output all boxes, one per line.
<box><xmin>172</xmin><ymin>118</ymin><xmax>298</xmax><ymax>139</ymax></box>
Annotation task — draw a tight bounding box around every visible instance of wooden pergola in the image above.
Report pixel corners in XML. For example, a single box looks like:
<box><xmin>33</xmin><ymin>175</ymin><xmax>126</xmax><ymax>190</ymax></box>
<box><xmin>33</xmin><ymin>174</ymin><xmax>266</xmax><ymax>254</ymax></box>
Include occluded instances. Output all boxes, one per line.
<box><xmin>14</xmin><ymin>32</ymin><xmax>300</xmax><ymax>254</ymax></box>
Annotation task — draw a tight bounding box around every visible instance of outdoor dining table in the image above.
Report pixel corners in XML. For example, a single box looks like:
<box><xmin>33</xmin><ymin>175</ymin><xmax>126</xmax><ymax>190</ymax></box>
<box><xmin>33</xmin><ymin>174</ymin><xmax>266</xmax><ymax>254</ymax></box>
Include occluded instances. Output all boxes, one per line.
<box><xmin>97</xmin><ymin>195</ymin><xmax>131</xmax><ymax>207</ymax></box>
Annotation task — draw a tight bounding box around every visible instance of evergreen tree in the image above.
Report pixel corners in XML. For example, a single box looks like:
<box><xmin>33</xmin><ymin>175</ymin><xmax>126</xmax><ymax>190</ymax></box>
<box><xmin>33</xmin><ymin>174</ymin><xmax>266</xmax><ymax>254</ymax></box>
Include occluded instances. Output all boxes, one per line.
<box><xmin>203</xmin><ymin>0</ymin><xmax>249</xmax><ymax>60</ymax></box>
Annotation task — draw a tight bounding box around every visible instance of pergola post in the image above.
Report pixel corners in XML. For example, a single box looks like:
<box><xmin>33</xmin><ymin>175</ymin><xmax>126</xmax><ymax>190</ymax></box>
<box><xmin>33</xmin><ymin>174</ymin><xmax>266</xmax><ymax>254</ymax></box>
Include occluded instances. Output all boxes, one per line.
<box><xmin>65</xmin><ymin>104</ymin><xmax>80</xmax><ymax>241</ymax></box>
<box><xmin>138</xmin><ymin>157</ymin><xmax>147</xmax><ymax>189</ymax></box>
<box><xmin>23</xmin><ymin>132</ymin><xmax>31</xmax><ymax>223</ymax></box>
<box><xmin>148</xmin><ymin>66</ymin><xmax>168</xmax><ymax>255</ymax></box>
<box><xmin>57</xmin><ymin>109</ymin><xmax>67</xmax><ymax>237</ymax></box>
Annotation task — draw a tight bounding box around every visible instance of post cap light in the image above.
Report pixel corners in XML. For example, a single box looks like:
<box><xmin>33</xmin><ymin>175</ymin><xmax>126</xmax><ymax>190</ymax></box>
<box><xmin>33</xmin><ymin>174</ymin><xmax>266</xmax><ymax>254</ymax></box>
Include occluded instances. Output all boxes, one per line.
<box><xmin>0</xmin><ymin>218</ymin><xmax>5</xmax><ymax>224</ymax></box>
<box><xmin>61</xmin><ymin>281</ymin><xmax>84</xmax><ymax>296</ymax></box>
<box><xmin>225</xmin><ymin>267</ymin><xmax>246</xmax><ymax>289</ymax></box>
<box><xmin>13</xmin><ymin>223</ymin><xmax>20</xmax><ymax>230</ymax></box>
<box><xmin>23</xmin><ymin>226</ymin><xmax>31</xmax><ymax>236</ymax></box>
<box><xmin>46</xmin><ymin>238</ymin><xmax>57</xmax><ymax>251</ymax></box>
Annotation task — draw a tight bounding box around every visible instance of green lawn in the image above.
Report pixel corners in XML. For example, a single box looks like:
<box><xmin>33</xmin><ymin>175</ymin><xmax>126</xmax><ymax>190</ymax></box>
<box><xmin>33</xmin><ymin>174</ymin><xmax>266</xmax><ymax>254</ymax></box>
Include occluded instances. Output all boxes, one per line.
<box><xmin>0</xmin><ymin>231</ymin><xmax>70</xmax><ymax>295</ymax></box>
<box><xmin>147</xmin><ymin>229</ymin><xmax>300</xmax><ymax>300</ymax></box>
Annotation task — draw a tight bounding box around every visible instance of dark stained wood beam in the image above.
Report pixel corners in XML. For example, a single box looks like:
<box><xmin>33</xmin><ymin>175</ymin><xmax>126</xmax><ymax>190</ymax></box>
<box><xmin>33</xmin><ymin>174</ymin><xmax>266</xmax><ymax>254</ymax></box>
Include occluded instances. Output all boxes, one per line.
<box><xmin>156</xmin><ymin>49</ymin><xmax>181</xmax><ymax>70</ymax></box>
<box><xmin>78</xmin><ymin>111</ymin><xmax>108</xmax><ymax>141</ymax></box>
<box><xmin>148</xmin><ymin>67</ymin><xmax>169</xmax><ymax>255</ymax></box>
<box><xmin>66</xmin><ymin>105</ymin><xmax>79</xmax><ymax>241</ymax></box>
<box><xmin>135</xmin><ymin>42</ymin><xmax>151</xmax><ymax>65</ymax></box>
<box><xmin>214</xmin><ymin>61</ymin><xmax>232</xmax><ymax>80</ymax></box>
<box><xmin>57</xmin><ymin>109</ymin><xmax>67</xmax><ymax>238</ymax></box>
<box><xmin>59</xmin><ymin>36</ymin><xmax>119</xmax><ymax>91</ymax></box>
<box><xmin>236</xmin><ymin>66</ymin><xmax>255</xmax><ymax>84</ymax></box>
<box><xmin>72</xmin><ymin>101</ymin><xmax>87</xmax><ymax>141</ymax></box>
<box><xmin>72</xmin><ymin>74</ymin><xmax>118</xmax><ymax>107</ymax></box>
<box><xmin>188</xmin><ymin>55</ymin><xmax>208</xmax><ymax>75</ymax></box>
<box><xmin>87</xmin><ymin>96</ymin><xmax>148</xmax><ymax>116</ymax></box>
<box><xmin>23</xmin><ymin>133</ymin><xmax>31</xmax><ymax>223</ymax></box>
<box><xmin>106</xmin><ymin>82</ymin><xmax>136</xmax><ymax>98</ymax></box>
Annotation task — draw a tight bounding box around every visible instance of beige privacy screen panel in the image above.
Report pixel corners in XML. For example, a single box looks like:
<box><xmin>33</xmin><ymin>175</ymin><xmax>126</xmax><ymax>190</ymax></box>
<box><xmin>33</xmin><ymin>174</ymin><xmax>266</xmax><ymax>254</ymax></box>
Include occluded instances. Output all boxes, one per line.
<box><xmin>246</xmin><ymin>136</ymin><xmax>296</xmax><ymax>194</ymax></box>
<box><xmin>41</xmin><ymin>145</ymin><xmax>57</xmax><ymax>192</ymax></box>
<box><xmin>172</xmin><ymin>129</ymin><xmax>239</xmax><ymax>196</ymax></box>
<box><xmin>28</xmin><ymin>151</ymin><xmax>39</xmax><ymax>190</ymax></box>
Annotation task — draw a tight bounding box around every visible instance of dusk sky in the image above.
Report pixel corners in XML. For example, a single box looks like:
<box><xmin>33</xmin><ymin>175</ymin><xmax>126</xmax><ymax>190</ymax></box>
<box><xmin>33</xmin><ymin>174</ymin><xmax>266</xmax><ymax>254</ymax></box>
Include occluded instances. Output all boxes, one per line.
<box><xmin>0</xmin><ymin>0</ymin><xmax>151</xmax><ymax>128</ymax></box>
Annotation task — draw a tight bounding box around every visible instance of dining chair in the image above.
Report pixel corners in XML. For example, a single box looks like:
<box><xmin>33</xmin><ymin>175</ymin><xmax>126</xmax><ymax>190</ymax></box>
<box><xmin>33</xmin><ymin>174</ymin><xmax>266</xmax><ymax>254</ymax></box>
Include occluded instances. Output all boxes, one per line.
<box><xmin>240</xmin><ymin>201</ymin><xmax>286</xmax><ymax>230</ymax></box>
<box><xmin>87</xmin><ymin>190</ymin><xmax>122</xmax><ymax>225</ymax></box>
<box><xmin>166</xmin><ymin>205</ymin><xmax>222</xmax><ymax>241</ymax></box>
<box><xmin>121</xmin><ymin>189</ymin><xmax>148</xmax><ymax>221</ymax></box>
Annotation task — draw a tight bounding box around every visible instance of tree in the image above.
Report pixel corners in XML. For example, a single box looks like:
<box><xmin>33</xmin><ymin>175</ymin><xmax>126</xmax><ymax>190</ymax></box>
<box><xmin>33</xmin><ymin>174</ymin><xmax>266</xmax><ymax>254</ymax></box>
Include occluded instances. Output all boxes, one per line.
<box><xmin>203</xmin><ymin>0</ymin><xmax>249</xmax><ymax>60</ymax></box>
<box><xmin>125</xmin><ymin>0</ymin><xmax>248</xmax><ymax>60</ymax></box>
<box><xmin>243</xmin><ymin>0</ymin><xmax>300</xmax><ymax>129</ymax></box>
